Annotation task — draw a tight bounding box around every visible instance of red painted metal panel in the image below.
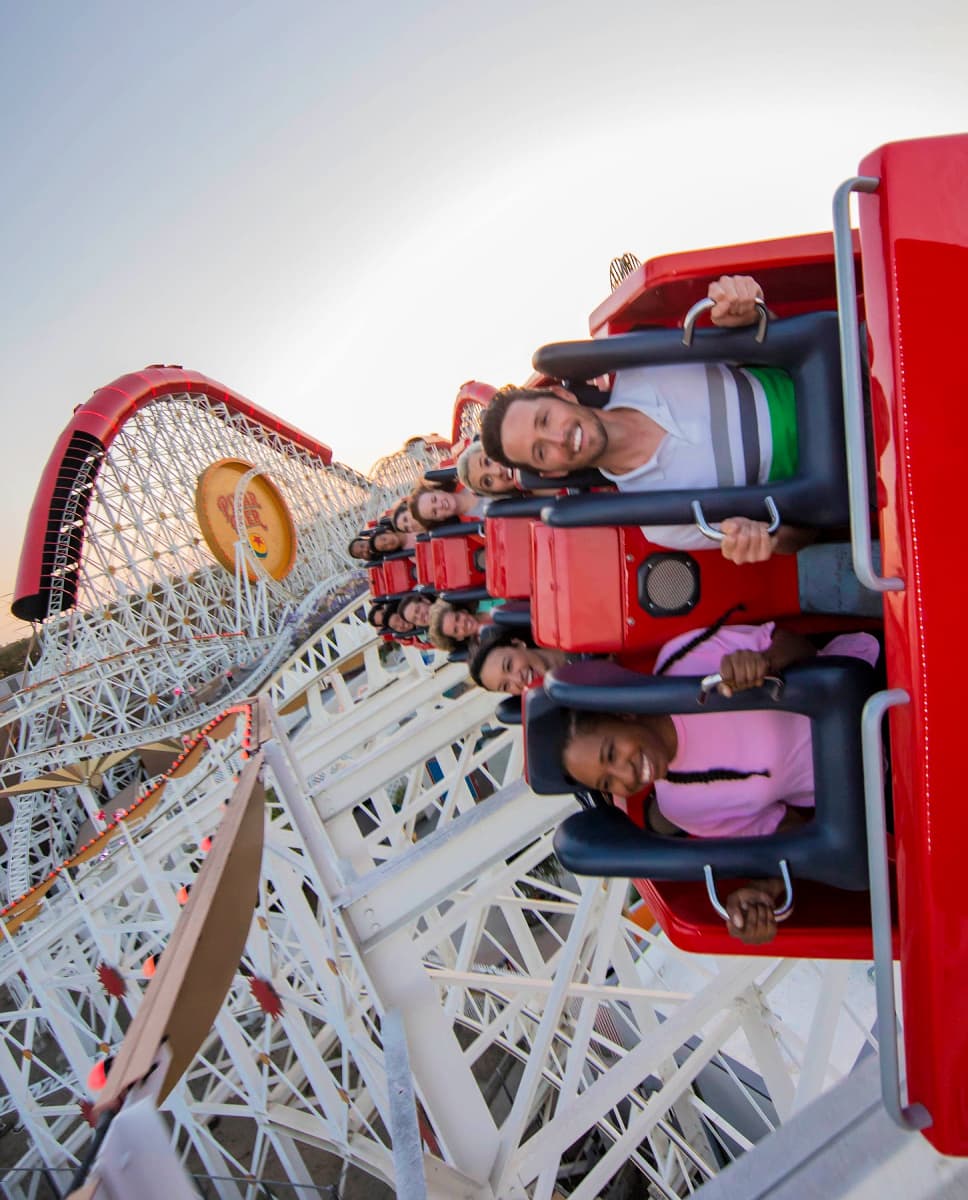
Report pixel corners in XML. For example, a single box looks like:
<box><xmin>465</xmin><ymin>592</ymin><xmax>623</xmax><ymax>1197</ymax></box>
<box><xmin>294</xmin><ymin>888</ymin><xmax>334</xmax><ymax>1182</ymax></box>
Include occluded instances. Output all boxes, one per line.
<box><xmin>856</xmin><ymin>132</ymin><xmax>968</xmax><ymax>1155</ymax></box>
<box><xmin>529</xmin><ymin>525</ymin><xmax>801</xmax><ymax>656</ymax></box>
<box><xmin>530</xmin><ymin>526</ymin><xmax>626</xmax><ymax>652</ymax></box>
<box><xmin>431</xmin><ymin>532</ymin><xmax>486</xmax><ymax>592</ymax></box>
<box><xmin>414</xmin><ymin>539</ymin><xmax>436</xmax><ymax>589</ymax></box>
<box><xmin>367</xmin><ymin>563</ymin><xmax>389</xmax><ymax>596</ymax></box>
<box><xmin>376</xmin><ymin>558</ymin><xmax>417</xmax><ymax>597</ymax></box>
<box><xmin>77</xmin><ymin>367</ymin><xmax>333</xmax><ymax>461</ymax></box>
<box><xmin>485</xmin><ymin>516</ymin><xmax>535</xmax><ymax>600</ymax></box>
<box><xmin>590</xmin><ymin>230</ymin><xmax>862</xmax><ymax>337</ymax></box>
<box><xmin>634</xmin><ymin>878</ymin><xmax>898</xmax><ymax>962</ymax></box>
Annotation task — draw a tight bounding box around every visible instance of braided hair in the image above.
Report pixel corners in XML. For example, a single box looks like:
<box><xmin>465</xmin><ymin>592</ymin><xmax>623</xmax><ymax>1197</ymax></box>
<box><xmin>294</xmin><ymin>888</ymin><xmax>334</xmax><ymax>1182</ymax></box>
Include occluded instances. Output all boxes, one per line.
<box><xmin>654</xmin><ymin>603</ymin><xmax>746</xmax><ymax>676</ymax></box>
<box><xmin>661</xmin><ymin>604</ymin><xmax>771</xmax><ymax>784</ymax></box>
<box><xmin>665</xmin><ymin>766</ymin><xmax>770</xmax><ymax>784</ymax></box>
<box><xmin>565</xmin><ymin>604</ymin><xmax>772</xmax><ymax>788</ymax></box>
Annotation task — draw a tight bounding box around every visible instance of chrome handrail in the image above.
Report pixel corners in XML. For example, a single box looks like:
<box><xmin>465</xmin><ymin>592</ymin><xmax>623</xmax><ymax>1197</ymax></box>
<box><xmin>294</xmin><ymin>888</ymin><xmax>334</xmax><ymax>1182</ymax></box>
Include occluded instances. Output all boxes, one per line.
<box><xmin>831</xmin><ymin>176</ymin><xmax>903</xmax><ymax>593</ymax></box>
<box><xmin>861</xmin><ymin>688</ymin><xmax>931</xmax><ymax>1132</ymax></box>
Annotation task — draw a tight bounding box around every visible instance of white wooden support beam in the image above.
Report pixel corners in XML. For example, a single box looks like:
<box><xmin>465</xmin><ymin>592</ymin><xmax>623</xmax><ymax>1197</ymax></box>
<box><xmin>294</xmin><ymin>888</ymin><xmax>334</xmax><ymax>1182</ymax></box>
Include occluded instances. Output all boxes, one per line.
<box><xmin>791</xmin><ymin>960</ymin><xmax>851</xmax><ymax>1112</ymax></box>
<box><xmin>384</xmin><ymin>1008</ymin><xmax>428</xmax><ymax>1200</ymax></box>
<box><xmin>297</xmin><ymin>662</ymin><xmax>469</xmax><ymax>774</ymax></box>
<box><xmin>315</xmin><ymin>687</ymin><xmax>502</xmax><ymax>820</ymax></box>
<box><xmin>337</xmin><ymin>782</ymin><xmax>575</xmax><ymax>949</ymax></box>
<box><xmin>507</xmin><ymin>958</ymin><xmax>772</xmax><ymax>1190</ymax></box>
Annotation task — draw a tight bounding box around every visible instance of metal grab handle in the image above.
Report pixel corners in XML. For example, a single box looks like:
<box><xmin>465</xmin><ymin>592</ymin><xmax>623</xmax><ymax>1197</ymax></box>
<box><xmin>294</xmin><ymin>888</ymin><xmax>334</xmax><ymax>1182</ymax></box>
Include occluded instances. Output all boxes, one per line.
<box><xmin>698</xmin><ymin>672</ymin><xmax>783</xmax><ymax>705</ymax></box>
<box><xmin>691</xmin><ymin>495</ymin><xmax>781</xmax><ymax>542</ymax></box>
<box><xmin>831</xmin><ymin>176</ymin><xmax>903</xmax><ymax>594</ymax></box>
<box><xmin>682</xmin><ymin>296</ymin><xmax>769</xmax><ymax>347</ymax></box>
<box><xmin>861</xmin><ymin>688</ymin><xmax>931</xmax><ymax>1133</ymax></box>
<box><xmin>704</xmin><ymin>859</ymin><xmax>794</xmax><ymax>921</ymax></box>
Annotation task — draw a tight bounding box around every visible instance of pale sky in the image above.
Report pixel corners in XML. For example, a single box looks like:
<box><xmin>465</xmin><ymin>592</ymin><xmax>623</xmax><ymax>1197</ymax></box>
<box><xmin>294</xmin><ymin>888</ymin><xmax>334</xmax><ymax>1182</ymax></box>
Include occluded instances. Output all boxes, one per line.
<box><xmin>2</xmin><ymin>0</ymin><xmax>967</xmax><ymax>642</ymax></box>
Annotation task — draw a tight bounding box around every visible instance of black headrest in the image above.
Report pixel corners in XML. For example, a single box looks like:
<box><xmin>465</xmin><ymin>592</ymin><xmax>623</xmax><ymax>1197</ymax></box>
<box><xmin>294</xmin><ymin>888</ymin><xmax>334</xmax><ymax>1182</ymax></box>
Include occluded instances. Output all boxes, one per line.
<box><xmin>491</xmin><ymin>603</ymin><xmax>533</xmax><ymax>631</ymax></box>
<box><xmin>484</xmin><ymin>496</ymin><xmax>548</xmax><ymax>519</ymax></box>
<box><xmin>496</xmin><ymin>696</ymin><xmax>523</xmax><ymax>725</ymax></box>
<box><xmin>430</xmin><ymin>521</ymin><xmax>485</xmax><ymax>541</ymax></box>
<box><xmin>564</xmin><ymin>382</ymin><xmax>612</xmax><ymax>408</ymax></box>
<box><xmin>516</xmin><ymin>468</ymin><xmax>610</xmax><ymax>492</ymax></box>
<box><xmin>521</xmin><ymin>688</ymin><xmax>610</xmax><ymax>803</ymax></box>
<box><xmin>424</xmin><ymin>467</ymin><xmax>458</xmax><ymax>484</ymax></box>
<box><xmin>441</xmin><ymin>587</ymin><xmax>491</xmax><ymax>605</ymax></box>
<box><xmin>523</xmin><ymin>688</ymin><xmax>574</xmax><ymax>794</ymax></box>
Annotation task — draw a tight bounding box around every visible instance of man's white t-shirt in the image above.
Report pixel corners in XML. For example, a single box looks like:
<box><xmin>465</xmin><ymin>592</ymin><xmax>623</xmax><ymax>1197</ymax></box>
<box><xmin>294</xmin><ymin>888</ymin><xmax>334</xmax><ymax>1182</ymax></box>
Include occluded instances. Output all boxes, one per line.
<box><xmin>600</xmin><ymin>363</ymin><xmax>777</xmax><ymax>550</ymax></box>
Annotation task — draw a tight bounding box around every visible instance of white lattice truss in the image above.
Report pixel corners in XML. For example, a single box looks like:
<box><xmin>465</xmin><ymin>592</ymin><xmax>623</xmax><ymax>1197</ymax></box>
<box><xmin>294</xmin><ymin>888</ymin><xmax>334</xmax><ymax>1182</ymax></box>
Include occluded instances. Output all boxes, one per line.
<box><xmin>456</xmin><ymin>402</ymin><xmax>486</xmax><ymax>444</ymax></box>
<box><xmin>1</xmin><ymin>387</ymin><xmax>879</xmax><ymax>1197</ymax></box>
<box><xmin>0</xmin><ymin>600</ymin><xmax>880</xmax><ymax>1200</ymax></box>
<box><xmin>1</xmin><ymin>390</ymin><xmax>447</xmax><ymax>900</ymax></box>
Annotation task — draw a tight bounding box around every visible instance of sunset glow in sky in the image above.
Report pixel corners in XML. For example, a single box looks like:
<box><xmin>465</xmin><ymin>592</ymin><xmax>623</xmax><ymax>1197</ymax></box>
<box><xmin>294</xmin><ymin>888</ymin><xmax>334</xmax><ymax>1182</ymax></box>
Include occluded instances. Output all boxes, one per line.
<box><xmin>3</xmin><ymin>0</ymin><xmax>967</xmax><ymax>641</ymax></box>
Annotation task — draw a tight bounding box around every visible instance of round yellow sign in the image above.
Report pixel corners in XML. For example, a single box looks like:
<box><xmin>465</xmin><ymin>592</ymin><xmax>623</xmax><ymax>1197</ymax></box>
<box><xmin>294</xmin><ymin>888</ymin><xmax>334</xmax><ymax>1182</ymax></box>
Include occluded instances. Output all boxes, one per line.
<box><xmin>195</xmin><ymin>459</ymin><xmax>297</xmax><ymax>581</ymax></box>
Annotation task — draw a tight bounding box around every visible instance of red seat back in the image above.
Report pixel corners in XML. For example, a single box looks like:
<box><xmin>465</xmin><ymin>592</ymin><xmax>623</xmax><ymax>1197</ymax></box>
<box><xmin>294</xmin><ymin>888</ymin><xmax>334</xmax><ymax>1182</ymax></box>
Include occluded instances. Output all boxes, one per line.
<box><xmin>414</xmin><ymin>538</ymin><xmax>435</xmax><ymax>588</ymax></box>
<box><xmin>368</xmin><ymin>557</ymin><xmax>415</xmax><ymax>598</ymax></box>
<box><xmin>530</xmin><ymin>524</ymin><xmax>801</xmax><ymax>655</ymax></box>
<box><xmin>485</xmin><ymin>516</ymin><xmax>535</xmax><ymax>600</ymax></box>
<box><xmin>431</xmin><ymin>531</ymin><xmax>485</xmax><ymax>592</ymax></box>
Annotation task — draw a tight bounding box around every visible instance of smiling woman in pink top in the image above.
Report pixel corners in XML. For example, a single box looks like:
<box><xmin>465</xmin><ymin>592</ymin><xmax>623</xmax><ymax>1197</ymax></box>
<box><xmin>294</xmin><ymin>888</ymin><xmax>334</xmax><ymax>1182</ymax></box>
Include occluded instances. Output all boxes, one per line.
<box><xmin>563</xmin><ymin>622</ymin><xmax>878</xmax><ymax>835</ymax></box>
<box><xmin>560</xmin><ymin>620</ymin><xmax>880</xmax><ymax>945</ymax></box>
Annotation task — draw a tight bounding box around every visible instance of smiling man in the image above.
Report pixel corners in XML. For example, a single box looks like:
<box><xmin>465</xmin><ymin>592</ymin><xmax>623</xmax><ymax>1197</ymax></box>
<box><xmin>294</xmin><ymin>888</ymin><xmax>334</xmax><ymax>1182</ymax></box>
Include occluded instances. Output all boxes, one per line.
<box><xmin>480</xmin><ymin>275</ymin><xmax>811</xmax><ymax>563</ymax></box>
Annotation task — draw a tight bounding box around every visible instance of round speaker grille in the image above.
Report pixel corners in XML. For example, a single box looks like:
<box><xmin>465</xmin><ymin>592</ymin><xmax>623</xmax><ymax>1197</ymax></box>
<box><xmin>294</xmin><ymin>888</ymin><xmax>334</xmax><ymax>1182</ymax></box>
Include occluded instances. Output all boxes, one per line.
<box><xmin>639</xmin><ymin>554</ymin><xmax>700</xmax><ymax>615</ymax></box>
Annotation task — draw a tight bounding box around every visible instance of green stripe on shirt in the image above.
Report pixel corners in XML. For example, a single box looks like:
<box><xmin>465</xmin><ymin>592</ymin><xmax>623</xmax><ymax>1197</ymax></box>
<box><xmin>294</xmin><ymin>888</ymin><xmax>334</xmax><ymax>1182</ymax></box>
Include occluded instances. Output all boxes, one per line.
<box><xmin>746</xmin><ymin>366</ymin><xmax>798</xmax><ymax>481</ymax></box>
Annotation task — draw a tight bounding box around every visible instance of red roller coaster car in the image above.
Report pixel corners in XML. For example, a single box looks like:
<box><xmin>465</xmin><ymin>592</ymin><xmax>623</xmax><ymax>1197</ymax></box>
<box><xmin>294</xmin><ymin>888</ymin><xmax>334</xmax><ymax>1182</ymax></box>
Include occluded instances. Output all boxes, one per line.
<box><xmin>575</xmin><ymin>133</ymin><xmax>968</xmax><ymax>1156</ymax></box>
<box><xmin>361</xmin><ymin>134</ymin><xmax>967</xmax><ymax>1155</ymax></box>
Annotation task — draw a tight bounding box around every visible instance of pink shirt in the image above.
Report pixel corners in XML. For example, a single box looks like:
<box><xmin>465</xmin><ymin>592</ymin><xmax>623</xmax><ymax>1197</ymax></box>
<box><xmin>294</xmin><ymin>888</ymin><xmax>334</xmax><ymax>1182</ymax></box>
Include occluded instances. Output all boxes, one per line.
<box><xmin>653</xmin><ymin>624</ymin><xmax>879</xmax><ymax>838</ymax></box>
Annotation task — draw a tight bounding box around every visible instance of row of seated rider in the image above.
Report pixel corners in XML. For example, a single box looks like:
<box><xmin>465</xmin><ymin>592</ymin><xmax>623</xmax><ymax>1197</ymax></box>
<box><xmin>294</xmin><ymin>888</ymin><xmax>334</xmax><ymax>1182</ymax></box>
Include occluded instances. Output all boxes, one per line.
<box><xmin>367</xmin><ymin>593</ymin><xmax>437</xmax><ymax>648</ymax></box>
<box><xmin>357</xmin><ymin>492</ymin><xmax>876</xmax><ymax>952</ymax></box>
<box><xmin>349</xmin><ymin>473</ymin><xmax>489</xmax><ymax>566</ymax></box>
<box><xmin>397</xmin><ymin>270</ymin><xmax>872</xmax><ymax>661</ymax></box>
<box><xmin>441</xmin><ymin>275</ymin><xmax>884</xmax><ymax>946</ymax></box>
<box><xmin>376</xmin><ymin>272</ymin><xmax>880</xmax><ymax>674</ymax></box>
<box><xmin>370</xmin><ymin>268</ymin><xmax>874</xmax><ymax>641</ymax></box>
<box><xmin>357</xmin><ymin>455</ymin><xmax>502</xmax><ymax>651</ymax></box>
<box><xmin>364</xmin><ymin>547</ymin><xmax>878</xmax><ymax>951</ymax></box>
<box><xmin>366</xmin><ymin>590</ymin><xmax>494</xmax><ymax>653</ymax></box>
<box><xmin>354</xmin><ymin>462</ymin><xmax>489</xmax><ymax>651</ymax></box>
